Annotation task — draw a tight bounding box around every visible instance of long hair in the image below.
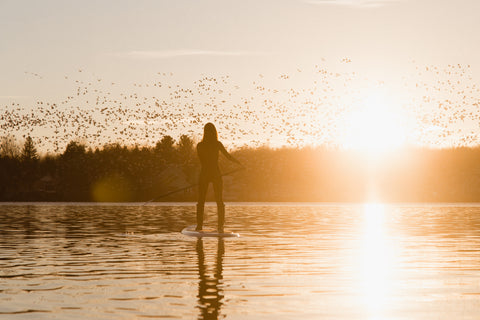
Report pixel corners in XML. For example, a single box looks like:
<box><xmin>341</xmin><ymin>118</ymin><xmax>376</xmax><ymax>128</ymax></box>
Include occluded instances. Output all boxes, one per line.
<box><xmin>202</xmin><ymin>123</ymin><xmax>218</xmax><ymax>143</ymax></box>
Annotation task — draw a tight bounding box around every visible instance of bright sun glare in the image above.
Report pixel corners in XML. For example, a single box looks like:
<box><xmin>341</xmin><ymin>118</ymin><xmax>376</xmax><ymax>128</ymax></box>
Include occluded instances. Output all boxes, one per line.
<box><xmin>340</xmin><ymin>92</ymin><xmax>406</xmax><ymax>153</ymax></box>
<box><xmin>362</xmin><ymin>203</ymin><xmax>394</xmax><ymax>318</ymax></box>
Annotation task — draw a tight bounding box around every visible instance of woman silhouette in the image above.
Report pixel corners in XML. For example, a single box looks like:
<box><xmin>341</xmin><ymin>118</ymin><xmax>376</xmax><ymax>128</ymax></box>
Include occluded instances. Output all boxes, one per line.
<box><xmin>196</xmin><ymin>123</ymin><xmax>242</xmax><ymax>232</ymax></box>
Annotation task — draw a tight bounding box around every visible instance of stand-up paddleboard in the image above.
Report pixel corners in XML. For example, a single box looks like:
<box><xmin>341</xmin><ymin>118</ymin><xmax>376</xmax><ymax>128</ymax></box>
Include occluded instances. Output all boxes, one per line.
<box><xmin>181</xmin><ymin>225</ymin><xmax>240</xmax><ymax>238</ymax></box>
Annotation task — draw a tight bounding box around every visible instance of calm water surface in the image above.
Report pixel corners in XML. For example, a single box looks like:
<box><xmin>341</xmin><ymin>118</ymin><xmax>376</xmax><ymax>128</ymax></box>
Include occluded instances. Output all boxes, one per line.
<box><xmin>0</xmin><ymin>203</ymin><xmax>479</xmax><ymax>319</ymax></box>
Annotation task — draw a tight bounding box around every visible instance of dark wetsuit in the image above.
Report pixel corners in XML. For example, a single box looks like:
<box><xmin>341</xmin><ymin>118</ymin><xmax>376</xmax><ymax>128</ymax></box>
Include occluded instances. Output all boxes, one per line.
<box><xmin>197</xmin><ymin>140</ymin><xmax>233</xmax><ymax>206</ymax></box>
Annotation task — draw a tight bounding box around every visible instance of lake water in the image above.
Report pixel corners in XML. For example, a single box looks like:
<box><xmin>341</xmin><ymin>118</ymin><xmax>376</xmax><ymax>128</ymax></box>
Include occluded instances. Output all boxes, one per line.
<box><xmin>0</xmin><ymin>203</ymin><xmax>479</xmax><ymax>319</ymax></box>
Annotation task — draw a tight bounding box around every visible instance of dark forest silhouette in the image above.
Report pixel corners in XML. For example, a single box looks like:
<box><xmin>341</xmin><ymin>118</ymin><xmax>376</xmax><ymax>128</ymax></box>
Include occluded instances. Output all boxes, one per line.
<box><xmin>1</xmin><ymin>135</ymin><xmax>480</xmax><ymax>202</ymax></box>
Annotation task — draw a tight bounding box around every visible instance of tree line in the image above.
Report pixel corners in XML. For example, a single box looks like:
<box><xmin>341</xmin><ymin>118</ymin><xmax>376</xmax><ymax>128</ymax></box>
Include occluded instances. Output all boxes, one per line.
<box><xmin>1</xmin><ymin>135</ymin><xmax>480</xmax><ymax>202</ymax></box>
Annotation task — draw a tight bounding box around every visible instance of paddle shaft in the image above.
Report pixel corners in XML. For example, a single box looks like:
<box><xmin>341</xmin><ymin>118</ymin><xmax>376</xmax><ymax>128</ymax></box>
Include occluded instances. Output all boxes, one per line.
<box><xmin>143</xmin><ymin>167</ymin><xmax>244</xmax><ymax>204</ymax></box>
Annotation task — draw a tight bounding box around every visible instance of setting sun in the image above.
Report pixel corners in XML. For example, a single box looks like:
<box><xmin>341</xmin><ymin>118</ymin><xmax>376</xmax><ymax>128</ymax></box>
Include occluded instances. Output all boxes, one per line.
<box><xmin>340</xmin><ymin>92</ymin><xmax>406</xmax><ymax>153</ymax></box>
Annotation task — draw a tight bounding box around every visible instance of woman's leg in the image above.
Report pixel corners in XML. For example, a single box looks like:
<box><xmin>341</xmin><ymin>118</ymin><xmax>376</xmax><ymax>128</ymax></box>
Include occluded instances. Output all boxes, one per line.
<box><xmin>196</xmin><ymin>175</ymin><xmax>208</xmax><ymax>231</ymax></box>
<box><xmin>212</xmin><ymin>176</ymin><xmax>225</xmax><ymax>232</ymax></box>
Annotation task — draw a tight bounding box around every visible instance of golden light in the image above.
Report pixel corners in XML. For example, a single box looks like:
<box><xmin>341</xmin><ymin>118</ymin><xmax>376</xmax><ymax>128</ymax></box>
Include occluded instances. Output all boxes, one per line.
<box><xmin>340</xmin><ymin>92</ymin><xmax>406</xmax><ymax>154</ymax></box>
<box><xmin>91</xmin><ymin>174</ymin><xmax>133</xmax><ymax>202</ymax></box>
<box><xmin>361</xmin><ymin>203</ymin><xmax>394</xmax><ymax>319</ymax></box>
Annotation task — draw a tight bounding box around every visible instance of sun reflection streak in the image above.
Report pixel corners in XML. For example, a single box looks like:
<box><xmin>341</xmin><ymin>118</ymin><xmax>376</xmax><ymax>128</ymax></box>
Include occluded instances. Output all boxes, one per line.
<box><xmin>361</xmin><ymin>203</ymin><xmax>394</xmax><ymax>319</ymax></box>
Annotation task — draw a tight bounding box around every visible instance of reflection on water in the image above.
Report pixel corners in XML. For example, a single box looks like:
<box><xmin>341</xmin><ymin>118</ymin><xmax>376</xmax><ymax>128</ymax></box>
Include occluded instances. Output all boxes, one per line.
<box><xmin>196</xmin><ymin>239</ymin><xmax>224</xmax><ymax>320</ymax></box>
<box><xmin>361</xmin><ymin>203</ymin><xmax>393</xmax><ymax>319</ymax></box>
<box><xmin>0</xmin><ymin>203</ymin><xmax>479</xmax><ymax>319</ymax></box>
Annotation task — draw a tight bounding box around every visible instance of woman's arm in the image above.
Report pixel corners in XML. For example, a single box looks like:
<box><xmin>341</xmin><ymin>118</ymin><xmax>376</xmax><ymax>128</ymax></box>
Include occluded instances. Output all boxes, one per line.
<box><xmin>218</xmin><ymin>142</ymin><xmax>242</xmax><ymax>165</ymax></box>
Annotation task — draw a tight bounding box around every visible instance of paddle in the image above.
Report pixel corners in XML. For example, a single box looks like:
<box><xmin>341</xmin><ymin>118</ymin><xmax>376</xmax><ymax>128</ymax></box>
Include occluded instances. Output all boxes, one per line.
<box><xmin>143</xmin><ymin>166</ymin><xmax>245</xmax><ymax>205</ymax></box>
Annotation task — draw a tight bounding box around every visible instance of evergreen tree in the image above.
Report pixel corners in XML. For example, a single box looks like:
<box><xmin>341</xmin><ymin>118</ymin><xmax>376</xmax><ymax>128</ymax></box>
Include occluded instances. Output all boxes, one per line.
<box><xmin>21</xmin><ymin>136</ymin><xmax>39</xmax><ymax>162</ymax></box>
<box><xmin>154</xmin><ymin>135</ymin><xmax>176</xmax><ymax>162</ymax></box>
<box><xmin>59</xmin><ymin>141</ymin><xmax>89</xmax><ymax>200</ymax></box>
<box><xmin>177</xmin><ymin>135</ymin><xmax>195</xmax><ymax>164</ymax></box>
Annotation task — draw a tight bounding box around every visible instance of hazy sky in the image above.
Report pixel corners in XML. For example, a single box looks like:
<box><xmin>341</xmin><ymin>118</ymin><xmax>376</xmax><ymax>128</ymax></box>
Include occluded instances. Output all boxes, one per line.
<box><xmin>1</xmin><ymin>0</ymin><xmax>479</xmax><ymax>152</ymax></box>
<box><xmin>2</xmin><ymin>0</ymin><xmax>479</xmax><ymax>91</ymax></box>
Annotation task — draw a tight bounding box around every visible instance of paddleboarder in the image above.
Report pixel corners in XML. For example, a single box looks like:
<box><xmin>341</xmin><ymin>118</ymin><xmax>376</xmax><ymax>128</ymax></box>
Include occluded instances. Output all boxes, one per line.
<box><xmin>196</xmin><ymin>123</ymin><xmax>242</xmax><ymax>232</ymax></box>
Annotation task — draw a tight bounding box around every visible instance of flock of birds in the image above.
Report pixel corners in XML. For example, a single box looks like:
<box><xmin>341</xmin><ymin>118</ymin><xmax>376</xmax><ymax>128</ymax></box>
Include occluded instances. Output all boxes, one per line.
<box><xmin>1</xmin><ymin>60</ymin><xmax>480</xmax><ymax>154</ymax></box>
<box><xmin>406</xmin><ymin>63</ymin><xmax>480</xmax><ymax>147</ymax></box>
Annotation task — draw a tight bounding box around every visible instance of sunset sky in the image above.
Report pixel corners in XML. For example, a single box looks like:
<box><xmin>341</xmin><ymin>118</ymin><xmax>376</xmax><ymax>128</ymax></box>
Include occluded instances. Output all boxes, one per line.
<box><xmin>1</xmin><ymin>0</ymin><xmax>479</xmax><ymax>153</ymax></box>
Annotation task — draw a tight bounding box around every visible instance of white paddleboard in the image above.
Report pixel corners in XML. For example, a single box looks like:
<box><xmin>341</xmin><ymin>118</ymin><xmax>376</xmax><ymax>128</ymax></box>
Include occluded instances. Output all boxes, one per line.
<box><xmin>181</xmin><ymin>225</ymin><xmax>240</xmax><ymax>238</ymax></box>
